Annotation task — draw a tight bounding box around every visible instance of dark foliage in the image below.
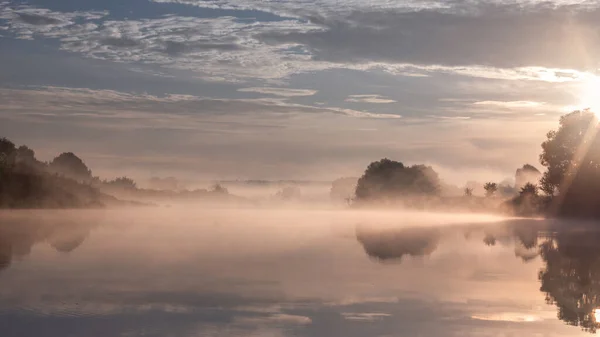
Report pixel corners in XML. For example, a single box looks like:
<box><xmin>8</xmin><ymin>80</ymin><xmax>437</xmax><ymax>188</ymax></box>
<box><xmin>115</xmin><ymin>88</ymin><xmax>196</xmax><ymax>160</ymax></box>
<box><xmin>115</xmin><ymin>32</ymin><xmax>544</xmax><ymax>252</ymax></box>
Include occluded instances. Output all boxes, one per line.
<box><xmin>105</xmin><ymin>176</ymin><xmax>137</xmax><ymax>190</ymax></box>
<box><xmin>355</xmin><ymin>159</ymin><xmax>440</xmax><ymax>202</ymax></box>
<box><xmin>483</xmin><ymin>182</ymin><xmax>498</xmax><ymax>197</ymax></box>
<box><xmin>539</xmin><ymin>110</ymin><xmax>600</xmax><ymax>217</ymax></box>
<box><xmin>49</xmin><ymin>152</ymin><xmax>92</xmax><ymax>182</ymax></box>
<box><xmin>0</xmin><ymin>138</ymin><xmax>112</xmax><ymax>209</ymax></box>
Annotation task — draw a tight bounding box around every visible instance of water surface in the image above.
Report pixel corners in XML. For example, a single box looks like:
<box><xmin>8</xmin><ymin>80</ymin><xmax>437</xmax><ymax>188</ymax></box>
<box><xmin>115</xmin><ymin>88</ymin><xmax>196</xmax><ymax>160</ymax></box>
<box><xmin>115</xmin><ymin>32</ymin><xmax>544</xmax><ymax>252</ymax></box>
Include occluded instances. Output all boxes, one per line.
<box><xmin>0</xmin><ymin>209</ymin><xmax>597</xmax><ymax>336</ymax></box>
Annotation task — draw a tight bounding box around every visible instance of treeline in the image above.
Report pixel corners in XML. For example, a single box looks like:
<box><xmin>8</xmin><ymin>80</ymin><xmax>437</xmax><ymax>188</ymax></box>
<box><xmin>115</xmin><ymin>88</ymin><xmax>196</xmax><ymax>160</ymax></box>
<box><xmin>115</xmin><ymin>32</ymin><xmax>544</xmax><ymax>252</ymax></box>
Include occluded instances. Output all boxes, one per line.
<box><xmin>338</xmin><ymin>109</ymin><xmax>600</xmax><ymax>218</ymax></box>
<box><xmin>0</xmin><ymin>138</ymin><xmax>240</xmax><ymax>208</ymax></box>
<box><xmin>0</xmin><ymin>139</ymin><xmax>114</xmax><ymax>208</ymax></box>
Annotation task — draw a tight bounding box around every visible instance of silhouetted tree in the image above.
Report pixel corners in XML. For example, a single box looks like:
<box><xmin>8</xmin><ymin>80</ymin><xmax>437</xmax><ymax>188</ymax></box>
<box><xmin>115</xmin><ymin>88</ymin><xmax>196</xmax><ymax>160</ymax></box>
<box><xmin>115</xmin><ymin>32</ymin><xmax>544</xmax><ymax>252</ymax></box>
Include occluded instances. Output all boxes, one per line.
<box><xmin>483</xmin><ymin>182</ymin><xmax>498</xmax><ymax>197</ymax></box>
<box><xmin>539</xmin><ymin>110</ymin><xmax>600</xmax><ymax>216</ymax></box>
<box><xmin>355</xmin><ymin>159</ymin><xmax>440</xmax><ymax>202</ymax></box>
<box><xmin>520</xmin><ymin>183</ymin><xmax>538</xmax><ymax>196</ymax></box>
<box><xmin>515</xmin><ymin>164</ymin><xmax>541</xmax><ymax>190</ymax></box>
<box><xmin>211</xmin><ymin>183</ymin><xmax>228</xmax><ymax>194</ymax></box>
<box><xmin>49</xmin><ymin>152</ymin><xmax>92</xmax><ymax>182</ymax></box>
<box><xmin>464</xmin><ymin>187</ymin><xmax>473</xmax><ymax>197</ymax></box>
<box><xmin>106</xmin><ymin>177</ymin><xmax>137</xmax><ymax>190</ymax></box>
<box><xmin>0</xmin><ymin>137</ymin><xmax>16</xmax><ymax>157</ymax></box>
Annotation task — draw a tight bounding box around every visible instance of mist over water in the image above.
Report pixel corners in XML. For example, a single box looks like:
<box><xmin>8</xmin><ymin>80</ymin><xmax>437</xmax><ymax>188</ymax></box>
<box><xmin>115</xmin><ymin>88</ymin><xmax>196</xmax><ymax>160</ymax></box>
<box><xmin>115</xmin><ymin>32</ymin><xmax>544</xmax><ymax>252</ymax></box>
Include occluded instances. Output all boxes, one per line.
<box><xmin>0</xmin><ymin>208</ymin><xmax>596</xmax><ymax>337</ymax></box>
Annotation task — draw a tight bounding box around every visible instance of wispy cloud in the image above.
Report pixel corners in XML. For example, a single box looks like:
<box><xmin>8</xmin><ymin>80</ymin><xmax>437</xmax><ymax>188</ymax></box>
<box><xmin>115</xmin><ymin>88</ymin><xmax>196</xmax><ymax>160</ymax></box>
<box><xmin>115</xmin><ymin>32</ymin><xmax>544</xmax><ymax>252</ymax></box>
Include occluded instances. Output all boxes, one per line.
<box><xmin>2</xmin><ymin>2</ymin><xmax>599</xmax><ymax>83</ymax></box>
<box><xmin>341</xmin><ymin>312</ymin><xmax>391</xmax><ymax>322</ymax></box>
<box><xmin>345</xmin><ymin>95</ymin><xmax>396</xmax><ymax>104</ymax></box>
<box><xmin>473</xmin><ymin>101</ymin><xmax>545</xmax><ymax>108</ymax></box>
<box><xmin>238</xmin><ymin>87</ymin><xmax>317</xmax><ymax>97</ymax></box>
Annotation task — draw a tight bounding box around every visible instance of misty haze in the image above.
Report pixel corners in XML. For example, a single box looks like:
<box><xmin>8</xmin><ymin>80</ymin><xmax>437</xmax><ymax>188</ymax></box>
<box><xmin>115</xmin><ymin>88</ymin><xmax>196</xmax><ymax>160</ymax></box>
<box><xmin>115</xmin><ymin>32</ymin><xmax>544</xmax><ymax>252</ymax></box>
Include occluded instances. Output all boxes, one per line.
<box><xmin>3</xmin><ymin>0</ymin><xmax>600</xmax><ymax>336</ymax></box>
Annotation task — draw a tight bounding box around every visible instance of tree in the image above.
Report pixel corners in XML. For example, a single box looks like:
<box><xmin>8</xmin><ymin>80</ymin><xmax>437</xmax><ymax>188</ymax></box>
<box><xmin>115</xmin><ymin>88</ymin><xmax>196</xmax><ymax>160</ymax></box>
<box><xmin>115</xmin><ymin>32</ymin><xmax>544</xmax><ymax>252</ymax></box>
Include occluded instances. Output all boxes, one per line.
<box><xmin>106</xmin><ymin>177</ymin><xmax>137</xmax><ymax>190</ymax></box>
<box><xmin>464</xmin><ymin>187</ymin><xmax>473</xmax><ymax>197</ymax></box>
<box><xmin>0</xmin><ymin>137</ymin><xmax>16</xmax><ymax>157</ymax></box>
<box><xmin>520</xmin><ymin>183</ymin><xmax>538</xmax><ymax>196</ymax></box>
<box><xmin>49</xmin><ymin>152</ymin><xmax>92</xmax><ymax>181</ymax></box>
<box><xmin>539</xmin><ymin>110</ymin><xmax>600</xmax><ymax>216</ymax></box>
<box><xmin>515</xmin><ymin>164</ymin><xmax>542</xmax><ymax>190</ymax></box>
<box><xmin>211</xmin><ymin>183</ymin><xmax>228</xmax><ymax>194</ymax></box>
<box><xmin>355</xmin><ymin>159</ymin><xmax>440</xmax><ymax>201</ymax></box>
<box><xmin>483</xmin><ymin>182</ymin><xmax>498</xmax><ymax>197</ymax></box>
<box><xmin>540</xmin><ymin>110</ymin><xmax>598</xmax><ymax>194</ymax></box>
<box><xmin>0</xmin><ymin>138</ymin><xmax>16</xmax><ymax>172</ymax></box>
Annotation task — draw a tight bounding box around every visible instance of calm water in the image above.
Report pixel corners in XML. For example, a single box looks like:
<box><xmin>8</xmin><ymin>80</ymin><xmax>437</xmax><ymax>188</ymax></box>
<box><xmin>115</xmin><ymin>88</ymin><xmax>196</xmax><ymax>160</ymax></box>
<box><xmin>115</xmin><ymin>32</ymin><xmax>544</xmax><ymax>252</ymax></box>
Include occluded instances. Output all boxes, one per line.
<box><xmin>0</xmin><ymin>208</ymin><xmax>599</xmax><ymax>337</ymax></box>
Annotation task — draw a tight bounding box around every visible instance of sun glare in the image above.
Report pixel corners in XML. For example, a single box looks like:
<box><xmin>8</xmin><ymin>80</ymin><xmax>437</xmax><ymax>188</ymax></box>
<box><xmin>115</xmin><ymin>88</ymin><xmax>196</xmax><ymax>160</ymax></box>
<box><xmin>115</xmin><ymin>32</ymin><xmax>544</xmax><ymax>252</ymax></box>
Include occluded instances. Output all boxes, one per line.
<box><xmin>580</xmin><ymin>77</ymin><xmax>600</xmax><ymax>117</ymax></box>
<box><xmin>594</xmin><ymin>308</ymin><xmax>600</xmax><ymax>323</ymax></box>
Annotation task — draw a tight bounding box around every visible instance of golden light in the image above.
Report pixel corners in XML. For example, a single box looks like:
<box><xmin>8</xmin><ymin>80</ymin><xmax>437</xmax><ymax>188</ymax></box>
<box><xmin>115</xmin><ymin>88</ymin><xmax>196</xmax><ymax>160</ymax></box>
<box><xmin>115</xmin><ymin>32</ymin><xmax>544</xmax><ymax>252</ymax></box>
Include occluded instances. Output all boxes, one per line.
<box><xmin>579</xmin><ymin>77</ymin><xmax>600</xmax><ymax>117</ymax></box>
<box><xmin>594</xmin><ymin>308</ymin><xmax>600</xmax><ymax>322</ymax></box>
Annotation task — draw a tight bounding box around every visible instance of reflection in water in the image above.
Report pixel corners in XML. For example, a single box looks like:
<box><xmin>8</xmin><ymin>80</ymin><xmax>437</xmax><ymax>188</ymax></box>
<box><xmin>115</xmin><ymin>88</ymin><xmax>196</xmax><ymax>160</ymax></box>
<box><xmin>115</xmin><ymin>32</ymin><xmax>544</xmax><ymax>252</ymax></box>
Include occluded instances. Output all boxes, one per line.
<box><xmin>538</xmin><ymin>229</ymin><xmax>600</xmax><ymax>333</ymax></box>
<box><xmin>0</xmin><ymin>212</ymin><xmax>96</xmax><ymax>271</ymax></box>
<box><xmin>356</xmin><ymin>225</ymin><xmax>440</xmax><ymax>262</ymax></box>
<box><xmin>357</xmin><ymin>218</ymin><xmax>600</xmax><ymax>334</ymax></box>
<box><xmin>475</xmin><ymin>219</ymin><xmax>600</xmax><ymax>333</ymax></box>
<box><xmin>5</xmin><ymin>210</ymin><xmax>600</xmax><ymax>336</ymax></box>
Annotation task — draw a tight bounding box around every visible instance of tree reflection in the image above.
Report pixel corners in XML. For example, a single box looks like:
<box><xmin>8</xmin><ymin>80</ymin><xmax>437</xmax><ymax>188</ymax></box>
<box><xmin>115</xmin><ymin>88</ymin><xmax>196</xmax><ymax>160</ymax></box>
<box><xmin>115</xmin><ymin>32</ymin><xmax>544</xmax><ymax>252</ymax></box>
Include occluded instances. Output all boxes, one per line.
<box><xmin>356</xmin><ymin>225</ymin><xmax>440</xmax><ymax>262</ymax></box>
<box><xmin>475</xmin><ymin>220</ymin><xmax>600</xmax><ymax>334</ymax></box>
<box><xmin>0</xmin><ymin>213</ymin><xmax>96</xmax><ymax>272</ymax></box>
<box><xmin>538</xmin><ymin>230</ymin><xmax>600</xmax><ymax>333</ymax></box>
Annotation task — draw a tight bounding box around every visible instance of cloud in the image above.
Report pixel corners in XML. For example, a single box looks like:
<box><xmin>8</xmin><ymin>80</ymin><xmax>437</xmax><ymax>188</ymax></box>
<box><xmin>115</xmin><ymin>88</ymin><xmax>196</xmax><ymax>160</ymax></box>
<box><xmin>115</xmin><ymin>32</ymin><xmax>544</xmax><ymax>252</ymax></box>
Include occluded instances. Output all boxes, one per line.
<box><xmin>150</xmin><ymin>0</ymin><xmax>448</xmax><ymax>18</ymax></box>
<box><xmin>345</xmin><ymin>94</ymin><xmax>396</xmax><ymax>104</ymax></box>
<box><xmin>341</xmin><ymin>312</ymin><xmax>391</xmax><ymax>322</ymax></box>
<box><xmin>336</xmin><ymin>109</ymin><xmax>401</xmax><ymax>119</ymax></box>
<box><xmin>235</xmin><ymin>313</ymin><xmax>312</xmax><ymax>325</ymax></box>
<box><xmin>0</xmin><ymin>86</ymin><xmax>560</xmax><ymax>181</ymax></box>
<box><xmin>257</xmin><ymin>3</ymin><xmax>600</xmax><ymax>70</ymax></box>
<box><xmin>3</xmin><ymin>2</ymin><xmax>599</xmax><ymax>83</ymax></box>
<box><xmin>0</xmin><ymin>3</ymin><xmax>107</xmax><ymax>40</ymax></box>
<box><xmin>238</xmin><ymin>87</ymin><xmax>317</xmax><ymax>97</ymax></box>
<box><xmin>473</xmin><ymin>101</ymin><xmax>546</xmax><ymax>108</ymax></box>
<box><xmin>0</xmin><ymin>86</ymin><xmax>400</xmax><ymax>122</ymax></box>
<box><xmin>16</xmin><ymin>12</ymin><xmax>63</xmax><ymax>26</ymax></box>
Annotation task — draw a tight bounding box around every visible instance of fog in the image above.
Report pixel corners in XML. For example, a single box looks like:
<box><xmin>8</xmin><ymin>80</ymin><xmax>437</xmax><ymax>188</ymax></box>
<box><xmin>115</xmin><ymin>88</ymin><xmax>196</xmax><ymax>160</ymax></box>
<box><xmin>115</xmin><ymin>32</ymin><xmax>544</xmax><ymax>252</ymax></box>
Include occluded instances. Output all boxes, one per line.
<box><xmin>1</xmin><ymin>207</ymin><xmax>594</xmax><ymax>337</ymax></box>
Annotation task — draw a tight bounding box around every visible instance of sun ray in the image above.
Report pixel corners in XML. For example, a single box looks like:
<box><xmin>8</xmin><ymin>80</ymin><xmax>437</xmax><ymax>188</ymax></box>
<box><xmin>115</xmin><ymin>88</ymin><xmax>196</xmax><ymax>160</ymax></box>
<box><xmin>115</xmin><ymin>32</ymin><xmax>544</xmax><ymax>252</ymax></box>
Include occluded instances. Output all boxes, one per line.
<box><xmin>579</xmin><ymin>77</ymin><xmax>600</xmax><ymax>117</ymax></box>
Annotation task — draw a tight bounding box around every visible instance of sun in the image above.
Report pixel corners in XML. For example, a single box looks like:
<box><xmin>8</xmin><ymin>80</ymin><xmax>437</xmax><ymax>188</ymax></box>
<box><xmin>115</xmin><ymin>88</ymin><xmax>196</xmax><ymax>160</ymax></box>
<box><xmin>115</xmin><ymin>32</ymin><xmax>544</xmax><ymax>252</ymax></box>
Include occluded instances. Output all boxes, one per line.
<box><xmin>579</xmin><ymin>77</ymin><xmax>600</xmax><ymax>117</ymax></box>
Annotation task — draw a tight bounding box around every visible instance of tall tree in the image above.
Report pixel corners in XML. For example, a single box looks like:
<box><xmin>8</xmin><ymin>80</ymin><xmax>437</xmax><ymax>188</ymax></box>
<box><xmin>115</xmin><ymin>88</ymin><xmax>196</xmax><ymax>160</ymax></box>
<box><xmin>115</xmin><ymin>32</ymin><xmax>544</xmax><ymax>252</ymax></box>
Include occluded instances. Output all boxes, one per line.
<box><xmin>539</xmin><ymin>110</ymin><xmax>600</xmax><ymax>216</ymax></box>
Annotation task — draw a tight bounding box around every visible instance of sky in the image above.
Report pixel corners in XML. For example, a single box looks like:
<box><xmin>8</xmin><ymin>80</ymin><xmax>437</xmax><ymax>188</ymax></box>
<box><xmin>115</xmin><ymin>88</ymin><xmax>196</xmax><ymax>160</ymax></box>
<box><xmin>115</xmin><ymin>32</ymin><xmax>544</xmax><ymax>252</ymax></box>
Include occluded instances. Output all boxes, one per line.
<box><xmin>1</xmin><ymin>0</ymin><xmax>599</xmax><ymax>183</ymax></box>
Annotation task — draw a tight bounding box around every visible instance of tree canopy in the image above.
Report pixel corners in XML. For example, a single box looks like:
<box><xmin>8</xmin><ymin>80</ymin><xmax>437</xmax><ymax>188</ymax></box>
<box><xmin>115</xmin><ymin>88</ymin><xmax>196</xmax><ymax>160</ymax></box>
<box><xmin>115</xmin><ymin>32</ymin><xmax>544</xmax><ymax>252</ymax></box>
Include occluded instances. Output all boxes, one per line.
<box><xmin>483</xmin><ymin>182</ymin><xmax>498</xmax><ymax>197</ymax></box>
<box><xmin>539</xmin><ymin>110</ymin><xmax>600</xmax><ymax>216</ymax></box>
<box><xmin>355</xmin><ymin>159</ymin><xmax>440</xmax><ymax>201</ymax></box>
<box><xmin>49</xmin><ymin>152</ymin><xmax>92</xmax><ymax>182</ymax></box>
<box><xmin>515</xmin><ymin>164</ymin><xmax>541</xmax><ymax>190</ymax></box>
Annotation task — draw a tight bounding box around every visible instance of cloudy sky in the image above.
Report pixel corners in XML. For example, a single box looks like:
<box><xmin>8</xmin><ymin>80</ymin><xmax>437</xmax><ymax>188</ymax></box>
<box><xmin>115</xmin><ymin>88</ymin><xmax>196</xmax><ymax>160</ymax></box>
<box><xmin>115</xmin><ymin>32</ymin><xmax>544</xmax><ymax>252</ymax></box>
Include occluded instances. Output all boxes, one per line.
<box><xmin>1</xmin><ymin>0</ymin><xmax>599</xmax><ymax>182</ymax></box>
